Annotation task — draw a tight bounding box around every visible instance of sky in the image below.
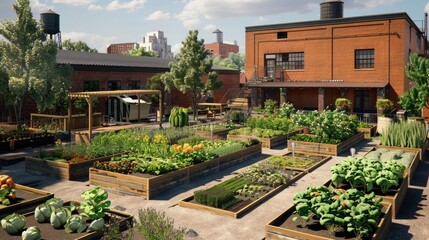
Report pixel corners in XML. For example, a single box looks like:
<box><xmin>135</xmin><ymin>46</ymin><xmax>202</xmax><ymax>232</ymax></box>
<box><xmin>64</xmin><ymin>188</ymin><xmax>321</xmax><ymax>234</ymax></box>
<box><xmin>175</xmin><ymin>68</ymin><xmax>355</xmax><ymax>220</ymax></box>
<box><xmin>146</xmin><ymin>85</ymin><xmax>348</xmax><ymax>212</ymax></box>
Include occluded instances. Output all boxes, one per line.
<box><xmin>0</xmin><ymin>0</ymin><xmax>428</xmax><ymax>54</ymax></box>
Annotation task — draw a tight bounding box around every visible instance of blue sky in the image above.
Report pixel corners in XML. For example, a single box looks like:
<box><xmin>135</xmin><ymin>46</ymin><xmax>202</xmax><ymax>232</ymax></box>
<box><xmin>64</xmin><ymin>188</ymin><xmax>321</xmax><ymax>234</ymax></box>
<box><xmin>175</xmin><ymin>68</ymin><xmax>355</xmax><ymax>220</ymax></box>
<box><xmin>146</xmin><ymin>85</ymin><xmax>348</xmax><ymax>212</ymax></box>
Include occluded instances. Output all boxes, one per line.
<box><xmin>0</xmin><ymin>0</ymin><xmax>427</xmax><ymax>54</ymax></box>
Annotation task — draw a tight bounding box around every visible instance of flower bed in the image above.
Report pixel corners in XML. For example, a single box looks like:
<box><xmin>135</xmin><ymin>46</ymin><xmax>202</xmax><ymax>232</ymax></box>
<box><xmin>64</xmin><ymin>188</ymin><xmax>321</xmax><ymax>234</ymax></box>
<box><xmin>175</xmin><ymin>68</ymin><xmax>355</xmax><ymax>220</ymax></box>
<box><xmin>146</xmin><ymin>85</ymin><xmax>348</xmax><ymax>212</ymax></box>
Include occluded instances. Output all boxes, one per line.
<box><xmin>288</xmin><ymin>132</ymin><xmax>364</xmax><ymax>156</ymax></box>
<box><xmin>365</xmin><ymin>146</ymin><xmax>419</xmax><ymax>182</ymax></box>
<box><xmin>89</xmin><ymin>143</ymin><xmax>262</xmax><ymax>199</ymax></box>
<box><xmin>0</xmin><ymin>184</ymin><xmax>53</xmax><ymax>219</ymax></box>
<box><xmin>266</xmin><ymin>153</ymin><xmax>331</xmax><ymax>173</ymax></box>
<box><xmin>179</xmin><ymin>164</ymin><xmax>305</xmax><ymax>218</ymax></box>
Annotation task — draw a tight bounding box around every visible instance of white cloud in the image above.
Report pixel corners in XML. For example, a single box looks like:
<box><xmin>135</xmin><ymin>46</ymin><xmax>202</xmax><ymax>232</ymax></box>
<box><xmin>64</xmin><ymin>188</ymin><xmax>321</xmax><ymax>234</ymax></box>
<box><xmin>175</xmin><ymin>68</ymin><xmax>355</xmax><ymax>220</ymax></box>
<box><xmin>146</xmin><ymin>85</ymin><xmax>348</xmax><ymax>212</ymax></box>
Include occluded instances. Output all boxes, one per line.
<box><xmin>426</xmin><ymin>2</ymin><xmax>429</xmax><ymax>13</ymax></box>
<box><xmin>30</xmin><ymin>0</ymin><xmax>54</xmax><ymax>13</ymax></box>
<box><xmin>176</xmin><ymin>0</ymin><xmax>405</xmax><ymax>28</ymax></box>
<box><xmin>171</xmin><ymin>43</ymin><xmax>182</xmax><ymax>55</ymax></box>
<box><xmin>106</xmin><ymin>0</ymin><xmax>147</xmax><ymax>12</ymax></box>
<box><xmin>52</xmin><ymin>0</ymin><xmax>97</xmax><ymax>6</ymax></box>
<box><xmin>88</xmin><ymin>4</ymin><xmax>103</xmax><ymax>11</ymax></box>
<box><xmin>61</xmin><ymin>32</ymin><xmax>117</xmax><ymax>53</ymax></box>
<box><xmin>146</xmin><ymin>10</ymin><xmax>170</xmax><ymax>21</ymax></box>
<box><xmin>203</xmin><ymin>24</ymin><xmax>217</xmax><ymax>32</ymax></box>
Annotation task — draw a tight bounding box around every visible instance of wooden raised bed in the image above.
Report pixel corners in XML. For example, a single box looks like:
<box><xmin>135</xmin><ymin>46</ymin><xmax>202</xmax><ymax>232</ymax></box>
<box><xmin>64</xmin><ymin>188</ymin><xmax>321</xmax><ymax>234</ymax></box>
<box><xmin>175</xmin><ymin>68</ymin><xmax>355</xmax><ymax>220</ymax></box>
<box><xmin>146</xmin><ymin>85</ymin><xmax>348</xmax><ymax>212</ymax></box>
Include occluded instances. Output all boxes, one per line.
<box><xmin>357</xmin><ymin>125</ymin><xmax>376</xmax><ymax>139</ymax></box>
<box><xmin>179</xmin><ymin>171</ymin><xmax>305</xmax><ymax>218</ymax></box>
<box><xmin>90</xmin><ymin>144</ymin><xmax>262</xmax><ymax>199</ymax></box>
<box><xmin>287</xmin><ymin>132</ymin><xmax>364</xmax><ymax>156</ymax></box>
<box><xmin>227</xmin><ymin>129</ymin><xmax>301</xmax><ymax>149</ymax></box>
<box><xmin>377</xmin><ymin>143</ymin><xmax>426</xmax><ymax>161</ymax></box>
<box><xmin>276</xmin><ymin>153</ymin><xmax>332</xmax><ymax>173</ymax></box>
<box><xmin>0</xmin><ymin>184</ymin><xmax>54</xmax><ymax>219</ymax></box>
<box><xmin>265</xmin><ymin>203</ymin><xmax>392</xmax><ymax>240</ymax></box>
<box><xmin>196</xmin><ymin>128</ymin><xmax>236</xmax><ymax>139</ymax></box>
<box><xmin>324</xmin><ymin>173</ymin><xmax>408</xmax><ymax>219</ymax></box>
<box><xmin>365</xmin><ymin>146</ymin><xmax>420</xmax><ymax>182</ymax></box>
<box><xmin>0</xmin><ymin>201</ymin><xmax>133</xmax><ymax>240</ymax></box>
<box><xmin>25</xmin><ymin>154</ymin><xmax>120</xmax><ymax>180</ymax></box>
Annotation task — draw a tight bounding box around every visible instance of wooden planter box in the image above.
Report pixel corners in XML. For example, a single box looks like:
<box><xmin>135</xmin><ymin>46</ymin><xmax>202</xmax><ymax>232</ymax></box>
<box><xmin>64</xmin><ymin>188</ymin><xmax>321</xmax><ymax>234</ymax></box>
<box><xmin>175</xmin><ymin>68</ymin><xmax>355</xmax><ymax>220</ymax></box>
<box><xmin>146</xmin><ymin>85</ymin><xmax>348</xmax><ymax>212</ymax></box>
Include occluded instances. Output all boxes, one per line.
<box><xmin>287</xmin><ymin>132</ymin><xmax>364</xmax><ymax>156</ymax></box>
<box><xmin>365</xmin><ymin>146</ymin><xmax>420</xmax><ymax>182</ymax></box>
<box><xmin>227</xmin><ymin>129</ymin><xmax>301</xmax><ymax>149</ymax></box>
<box><xmin>90</xmin><ymin>144</ymin><xmax>262</xmax><ymax>199</ymax></box>
<box><xmin>357</xmin><ymin>125</ymin><xmax>377</xmax><ymax>139</ymax></box>
<box><xmin>0</xmin><ymin>184</ymin><xmax>54</xmax><ymax>219</ymax></box>
<box><xmin>196</xmin><ymin>128</ymin><xmax>237</xmax><ymax>140</ymax></box>
<box><xmin>25</xmin><ymin>154</ymin><xmax>119</xmax><ymax>180</ymax></box>
<box><xmin>378</xmin><ymin>143</ymin><xmax>426</xmax><ymax>162</ymax></box>
<box><xmin>179</xmin><ymin>171</ymin><xmax>305</xmax><ymax>218</ymax></box>
<box><xmin>278</xmin><ymin>153</ymin><xmax>332</xmax><ymax>173</ymax></box>
<box><xmin>324</xmin><ymin>174</ymin><xmax>408</xmax><ymax>219</ymax></box>
<box><xmin>265</xmin><ymin>203</ymin><xmax>392</xmax><ymax>240</ymax></box>
<box><xmin>0</xmin><ymin>201</ymin><xmax>133</xmax><ymax>240</ymax></box>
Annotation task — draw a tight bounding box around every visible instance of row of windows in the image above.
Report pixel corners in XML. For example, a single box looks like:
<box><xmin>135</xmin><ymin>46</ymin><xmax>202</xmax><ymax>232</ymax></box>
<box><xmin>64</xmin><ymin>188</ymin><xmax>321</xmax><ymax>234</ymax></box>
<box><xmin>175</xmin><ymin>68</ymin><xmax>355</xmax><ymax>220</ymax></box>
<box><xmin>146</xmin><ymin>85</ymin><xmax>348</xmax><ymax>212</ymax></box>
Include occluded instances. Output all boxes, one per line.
<box><xmin>264</xmin><ymin>49</ymin><xmax>375</xmax><ymax>70</ymax></box>
<box><xmin>83</xmin><ymin>80</ymin><xmax>142</xmax><ymax>92</ymax></box>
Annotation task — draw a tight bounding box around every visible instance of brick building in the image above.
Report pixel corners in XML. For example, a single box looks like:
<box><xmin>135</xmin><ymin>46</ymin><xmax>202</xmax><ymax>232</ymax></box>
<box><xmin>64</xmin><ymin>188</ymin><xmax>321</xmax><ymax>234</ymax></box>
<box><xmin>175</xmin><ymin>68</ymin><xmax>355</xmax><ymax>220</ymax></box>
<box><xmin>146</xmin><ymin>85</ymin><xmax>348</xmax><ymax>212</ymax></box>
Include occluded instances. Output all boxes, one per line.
<box><xmin>56</xmin><ymin>49</ymin><xmax>239</xmax><ymax>114</ymax></box>
<box><xmin>205</xmin><ymin>29</ymin><xmax>239</xmax><ymax>59</ymax></box>
<box><xmin>107</xmin><ymin>42</ymin><xmax>139</xmax><ymax>54</ymax></box>
<box><xmin>245</xmin><ymin>0</ymin><xmax>427</xmax><ymax>119</ymax></box>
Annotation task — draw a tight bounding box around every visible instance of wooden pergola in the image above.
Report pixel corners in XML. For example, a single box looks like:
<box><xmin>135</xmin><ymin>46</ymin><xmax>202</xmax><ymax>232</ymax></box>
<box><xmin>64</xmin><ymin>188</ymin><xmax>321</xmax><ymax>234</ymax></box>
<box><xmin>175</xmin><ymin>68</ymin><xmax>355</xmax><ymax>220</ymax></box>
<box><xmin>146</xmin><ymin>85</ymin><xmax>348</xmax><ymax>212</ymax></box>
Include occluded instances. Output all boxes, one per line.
<box><xmin>67</xmin><ymin>89</ymin><xmax>162</xmax><ymax>141</ymax></box>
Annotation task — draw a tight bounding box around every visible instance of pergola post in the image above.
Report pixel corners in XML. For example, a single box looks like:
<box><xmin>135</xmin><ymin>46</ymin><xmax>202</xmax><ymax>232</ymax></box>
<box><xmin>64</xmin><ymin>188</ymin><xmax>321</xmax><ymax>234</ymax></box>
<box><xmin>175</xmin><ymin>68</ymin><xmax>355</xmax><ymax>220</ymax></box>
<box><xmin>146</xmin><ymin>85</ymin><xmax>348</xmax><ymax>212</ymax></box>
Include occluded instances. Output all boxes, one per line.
<box><xmin>67</xmin><ymin>97</ymin><xmax>72</xmax><ymax>136</ymax></box>
<box><xmin>87</xmin><ymin>96</ymin><xmax>93</xmax><ymax>141</ymax></box>
<box><xmin>137</xmin><ymin>95</ymin><xmax>141</xmax><ymax>123</ymax></box>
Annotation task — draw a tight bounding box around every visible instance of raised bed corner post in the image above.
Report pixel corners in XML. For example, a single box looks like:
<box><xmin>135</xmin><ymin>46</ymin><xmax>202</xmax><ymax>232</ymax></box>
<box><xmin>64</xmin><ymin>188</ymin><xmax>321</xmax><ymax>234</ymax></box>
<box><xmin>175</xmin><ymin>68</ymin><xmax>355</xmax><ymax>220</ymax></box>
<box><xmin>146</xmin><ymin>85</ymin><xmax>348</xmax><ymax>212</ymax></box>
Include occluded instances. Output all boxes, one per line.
<box><xmin>67</xmin><ymin>96</ymin><xmax>72</xmax><ymax>140</ymax></box>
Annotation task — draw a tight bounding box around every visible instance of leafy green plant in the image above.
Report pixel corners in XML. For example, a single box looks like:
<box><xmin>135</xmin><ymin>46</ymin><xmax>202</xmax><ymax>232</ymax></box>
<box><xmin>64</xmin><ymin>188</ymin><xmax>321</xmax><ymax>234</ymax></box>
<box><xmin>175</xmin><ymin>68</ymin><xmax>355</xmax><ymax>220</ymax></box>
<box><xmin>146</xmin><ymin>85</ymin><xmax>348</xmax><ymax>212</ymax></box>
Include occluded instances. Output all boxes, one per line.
<box><xmin>80</xmin><ymin>186</ymin><xmax>111</xmax><ymax>221</ymax></box>
<box><xmin>50</xmin><ymin>207</ymin><xmax>72</xmax><ymax>229</ymax></box>
<box><xmin>64</xmin><ymin>215</ymin><xmax>87</xmax><ymax>233</ymax></box>
<box><xmin>1</xmin><ymin>213</ymin><xmax>26</xmax><ymax>234</ymax></box>
<box><xmin>136</xmin><ymin>208</ymin><xmax>185</xmax><ymax>240</ymax></box>
<box><xmin>335</xmin><ymin>98</ymin><xmax>352</xmax><ymax>112</ymax></box>
<box><xmin>376</xmin><ymin>99</ymin><xmax>394</xmax><ymax>116</ymax></box>
<box><xmin>381</xmin><ymin>121</ymin><xmax>427</xmax><ymax>148</ymax></box>
<box><xmin>278</xmin><ymin>102</ymin><xmax>296</xmax><ymax>118</ymax></box>
<box><xmin>21</xmin><ymin>226</ymin><xmax>41</xmax><ymax>240</ymax></box>
<box><xmin>194</xmin><ymin>186</ymin><xmax>236</xmax><ymax>209</ymax></box>
<box><xmin>264</xmin><ymin>99</ymin><xmax>278</xmax><ymax>116</ymax></box>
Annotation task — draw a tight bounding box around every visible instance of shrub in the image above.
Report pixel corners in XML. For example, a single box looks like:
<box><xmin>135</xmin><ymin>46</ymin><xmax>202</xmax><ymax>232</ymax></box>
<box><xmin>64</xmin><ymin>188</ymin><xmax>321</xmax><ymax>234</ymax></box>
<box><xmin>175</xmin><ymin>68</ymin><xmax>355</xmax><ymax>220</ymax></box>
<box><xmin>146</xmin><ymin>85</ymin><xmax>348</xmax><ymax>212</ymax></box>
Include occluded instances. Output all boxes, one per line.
<box><xmin>264</xmin><ymin>99</ymin><xmax>278</xmax><ymax>116</ymax></box>
<box><xmin>376</xmin><ymin>99</ymin><xmax>394</xmax><ymax>116</ymax></box>
<box><xmin>335</xmin><ymin>98</ymin><xmax>352</xmax><ymax>112</ymax></box>
<box><xmin>278</xmin><ymin>102</ymin><xmax>296</xmax><ymax>118</ymax></box>
<box><xmin>136</xmin><ymin>208</ymin><xmax>185</xmax><ymax>240</ymax></box>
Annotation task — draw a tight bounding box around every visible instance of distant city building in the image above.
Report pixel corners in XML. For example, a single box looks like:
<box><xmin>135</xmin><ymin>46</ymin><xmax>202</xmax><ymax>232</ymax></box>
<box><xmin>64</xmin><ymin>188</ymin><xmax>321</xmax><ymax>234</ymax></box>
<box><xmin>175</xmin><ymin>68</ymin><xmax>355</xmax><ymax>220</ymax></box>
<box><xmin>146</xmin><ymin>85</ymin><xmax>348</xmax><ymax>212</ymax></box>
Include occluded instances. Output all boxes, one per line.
<box><xmin>107</xmin><ymin>42</ymin><xmax>139</xmax><ymax>54</ymax></box>
<box><xmin>140</xmin><ymin>30</ymin><xmax>174</xmax><ymax>59</ymax></box>
<box><xmin>205</xmin><ymin>29</ymin><xmax>239</xmax><ymax>59</ymax></box>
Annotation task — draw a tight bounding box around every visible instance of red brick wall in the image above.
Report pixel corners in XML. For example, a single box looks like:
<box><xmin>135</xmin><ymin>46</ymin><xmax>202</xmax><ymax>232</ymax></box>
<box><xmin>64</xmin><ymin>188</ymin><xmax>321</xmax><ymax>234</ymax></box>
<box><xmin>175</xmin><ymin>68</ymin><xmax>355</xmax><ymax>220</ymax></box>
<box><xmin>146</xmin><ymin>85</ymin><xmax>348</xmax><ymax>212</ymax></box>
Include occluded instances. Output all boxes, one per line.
<box><xmin>205</xmin><ymin>42</ymin><xmax>239</xmax><ymax>59</ymax></box>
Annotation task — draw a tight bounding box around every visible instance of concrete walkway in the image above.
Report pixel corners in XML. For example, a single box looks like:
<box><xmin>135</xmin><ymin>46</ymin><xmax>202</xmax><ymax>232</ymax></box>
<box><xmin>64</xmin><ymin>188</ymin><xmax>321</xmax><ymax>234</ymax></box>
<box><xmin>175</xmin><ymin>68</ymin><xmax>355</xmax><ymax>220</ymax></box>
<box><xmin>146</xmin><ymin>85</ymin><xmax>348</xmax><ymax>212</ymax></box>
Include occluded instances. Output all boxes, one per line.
<box><xmin>1</xmin><ymin>139</ymin><xmax>428</xmax><ymax>239</ymax></box>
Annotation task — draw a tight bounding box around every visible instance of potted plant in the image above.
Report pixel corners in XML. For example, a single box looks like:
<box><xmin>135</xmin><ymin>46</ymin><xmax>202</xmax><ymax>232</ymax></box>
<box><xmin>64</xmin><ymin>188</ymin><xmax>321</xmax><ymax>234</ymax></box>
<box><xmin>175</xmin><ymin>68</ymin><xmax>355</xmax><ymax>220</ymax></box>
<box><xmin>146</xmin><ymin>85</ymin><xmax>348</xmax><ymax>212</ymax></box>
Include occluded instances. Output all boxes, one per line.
<box><xmin>335</xmin><ymin>98</ymin><xmax>352</xmax><ymax>112</ymax></box>
<box><xmin>376</xmin><ymin>98</ymin><xmax>395</xmax><ymax>134</ymax></box>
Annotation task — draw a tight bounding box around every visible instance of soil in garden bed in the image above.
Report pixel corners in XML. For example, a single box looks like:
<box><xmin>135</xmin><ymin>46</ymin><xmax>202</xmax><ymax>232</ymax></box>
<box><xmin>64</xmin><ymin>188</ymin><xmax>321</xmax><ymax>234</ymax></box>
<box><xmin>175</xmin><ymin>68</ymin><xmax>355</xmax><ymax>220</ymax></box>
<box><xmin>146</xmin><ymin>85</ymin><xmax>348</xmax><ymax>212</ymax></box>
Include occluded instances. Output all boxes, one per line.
<box><xmin>0</xmin><ymin>188</ymin><xmax>48</xmax><ymax>211</ymax></box>
<box><xmin>270</xmin><ymin>153</ymin><xmax>327</xmax><ymax>169</ymax></box>
<box><xmin>274</xmin><ymin>205</ymin><xmax>388</xmax><ymax>240</ymax></box>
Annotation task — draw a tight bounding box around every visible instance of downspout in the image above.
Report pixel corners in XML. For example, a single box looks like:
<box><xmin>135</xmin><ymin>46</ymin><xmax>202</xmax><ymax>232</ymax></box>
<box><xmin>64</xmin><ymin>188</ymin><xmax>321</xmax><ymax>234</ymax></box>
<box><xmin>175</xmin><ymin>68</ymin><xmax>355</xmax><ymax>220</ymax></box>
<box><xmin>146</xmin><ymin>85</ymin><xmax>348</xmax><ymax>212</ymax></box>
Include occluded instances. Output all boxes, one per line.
<box><xmin>388</xmin><ymin>20</ymin><xmax>391</xmax><ymax>98</ymax></box>
<box><xmin>331</xmin><ymin>27</ymin><xmax>334</xmax><ymax>80</ymax></box>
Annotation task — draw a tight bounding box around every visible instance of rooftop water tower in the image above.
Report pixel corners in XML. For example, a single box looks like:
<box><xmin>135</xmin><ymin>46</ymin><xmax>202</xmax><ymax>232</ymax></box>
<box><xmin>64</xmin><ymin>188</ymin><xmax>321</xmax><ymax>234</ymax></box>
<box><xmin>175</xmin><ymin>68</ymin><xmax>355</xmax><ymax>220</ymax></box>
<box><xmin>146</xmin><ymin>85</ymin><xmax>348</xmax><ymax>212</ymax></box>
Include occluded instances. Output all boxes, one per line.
<box><xmin>320</xmin><ymin>0</ymin><xmax>344</xmax><ymax>20</ymax></box>
<box><xmin>40</xmin><ymin>9</ymin><xmax>62</xmax><ymax>48</ymax></box>
<box><xmin>213</xmin><ymin>29</ymin><xmax>223</xmax><ymax>43</ymax></box>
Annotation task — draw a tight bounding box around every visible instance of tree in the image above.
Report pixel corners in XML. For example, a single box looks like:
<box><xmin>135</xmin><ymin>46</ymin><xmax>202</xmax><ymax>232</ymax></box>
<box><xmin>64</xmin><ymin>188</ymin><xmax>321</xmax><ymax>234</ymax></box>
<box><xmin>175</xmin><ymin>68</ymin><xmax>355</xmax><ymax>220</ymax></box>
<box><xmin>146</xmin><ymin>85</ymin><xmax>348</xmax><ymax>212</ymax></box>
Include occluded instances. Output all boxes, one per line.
<box><xmin>127</xmin><ymin>47</ymin><xmax>156</xmax><ymax>57</ymax></box>
<box><xmin>62</xmin><ymin>39</ymin><xmax>98</xmax><ymax>52</ymax></box>
<box><xmin>400</xmin><ymin>53</ymin><xmax>429</xmax><ymax>116</ymax></box>
<box><xmin>213</xmin><ymin>52</ymin><xmax>245</xmax><ymax>72</ymax></box>
<box><xmin>165</xmin><ymin>30</ymin><xmax>222</xmax><ymax>120</ymax></box>
<box><xmin>0</xmin><ymin>0</ymin><xmax>72</xmax><ymax>128</ymax></box>
<box><xmin>146</xmin><ymin>73</ymin><xmax>172</xmax><ymax>105</ymax></box>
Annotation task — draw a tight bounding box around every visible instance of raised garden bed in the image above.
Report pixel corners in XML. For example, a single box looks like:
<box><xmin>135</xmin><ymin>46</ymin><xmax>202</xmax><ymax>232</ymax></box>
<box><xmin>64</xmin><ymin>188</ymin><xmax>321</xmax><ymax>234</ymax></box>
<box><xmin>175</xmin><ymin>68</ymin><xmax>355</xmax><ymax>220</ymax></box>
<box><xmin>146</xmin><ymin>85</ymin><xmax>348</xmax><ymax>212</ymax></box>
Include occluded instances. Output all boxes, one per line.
<box><xmin>179</xmin><ymin>170</ymin><xmax>305</xmax><ymax>218</ymax></box>
<box><xmin>324</xmin><ymin>174</ymin><xmax>408</xmax><ymax>219</ymax></box>
<box><xmin>0</xmin><ymin>201</ymin><xmax>133</xmax><ymax>240</ymax></box>
<box><xmin>267</xmin><ymin>153</ymin><xmax>331</xmax><ymax>173</ymax></box>
<box><xmin>227</xmin><ymin>130</ymin><xmax>301</xmax><ymax>149</ymax></box>
<box><xmin>365</xmin><ymin>146</ymin><xmax>419</xmax><ymax>182</ymax></box>
<box><xmin>25</xmin><ymin>154</ymin><xmax>121</xmax><ymax>180</ymax></box>
<box><xmin>377</xmin><ymin>144</ymin><xmax>426</xmax><ymax>161</ymax></box>
<box><xmin>287</xmin><ymin>132</ymin><xmax>364</xmax><ymax>156</ymax></box>
<box><xmin>0</xmin><ymin>184</ymin><xmax>54</xmax><ymax>219</ymax></box>
<box><xmin>357</xmin><ymin>125</ymin><xmax>377</xmax><ymax>139</ymax></box>
<box><xmin>196</xmin><ymin>128</ymin><xmax>237</xmax><ymax>139</ymax></box>
<box><xmin>89</xmin><ymin>144</ymin><xmax>262</xmax><ymax>199</ymax></box>
<box><xmin>265</xmin><ymin>203</ymin><xmax>392</xmax><ymax>240</ymax></box>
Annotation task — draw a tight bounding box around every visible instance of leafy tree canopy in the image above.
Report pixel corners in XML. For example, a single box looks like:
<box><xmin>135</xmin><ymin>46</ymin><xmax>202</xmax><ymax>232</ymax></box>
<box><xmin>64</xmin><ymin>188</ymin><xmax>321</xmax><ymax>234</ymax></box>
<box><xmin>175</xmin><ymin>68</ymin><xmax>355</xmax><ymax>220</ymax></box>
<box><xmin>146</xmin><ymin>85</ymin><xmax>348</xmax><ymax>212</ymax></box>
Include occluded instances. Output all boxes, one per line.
<box><xmin>62</xmin><ymin>39</ymin><xmax>98</xmax><ymax>52</ymax></box>
<box><xmin>212</xmin><ymin>52</ymin><xmax>245</xmax><ymax>72</ymax></box>
<box><xmin>0</xmin><ymin>0</ymin><xmax>72</xmax><ymax>126</ymax></box>
<box><xmin>164</xmin><ymin>30</ymin><xmax>222</xmax><ymax>120</ymax></box>
<box><xmin>127</xmin><ymin>47</ymin><xmax>156</xmax><ymax>57</ymax></box>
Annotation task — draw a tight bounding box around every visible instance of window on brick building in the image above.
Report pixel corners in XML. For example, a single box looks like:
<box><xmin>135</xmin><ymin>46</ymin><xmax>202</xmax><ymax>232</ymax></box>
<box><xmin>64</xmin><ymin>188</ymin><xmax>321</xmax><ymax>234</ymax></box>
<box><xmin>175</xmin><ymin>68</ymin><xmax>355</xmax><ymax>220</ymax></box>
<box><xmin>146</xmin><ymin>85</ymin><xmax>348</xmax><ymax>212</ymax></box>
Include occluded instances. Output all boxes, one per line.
<box><xmin>83</xmin><ymin>81</ymin><xmax>99</xmax><ymax>91</ymax></box>
<box><xmin>355</xmin><ymin>49</ymin><xmax>374</xmax><ymax>69</ymax></box>
<box><xmin>276</xmin><ymin>52</ymin><xmax>304</xmax><ymax>69</ymax></box>
<box><xmin>277</xmin><ymin>32</ymin><xmax>288</xmax><ymax>39</ymax></box>
<box><xmin>128</xmin><ymin>81</ymin><xmax>140</xmax><ymax>89</ymax></box>
<box><xmin>107</xmin><ymin>80</ymin><xmax>121</xmax><ymax>90</ymax></box>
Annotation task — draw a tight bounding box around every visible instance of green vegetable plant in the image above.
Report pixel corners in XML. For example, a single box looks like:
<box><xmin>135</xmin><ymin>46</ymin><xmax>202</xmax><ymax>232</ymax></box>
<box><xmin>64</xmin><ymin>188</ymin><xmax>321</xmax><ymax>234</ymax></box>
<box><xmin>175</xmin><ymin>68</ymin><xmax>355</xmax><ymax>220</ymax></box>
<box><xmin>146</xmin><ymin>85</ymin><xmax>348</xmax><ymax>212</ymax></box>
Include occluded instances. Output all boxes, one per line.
<box><xmin>21</xmin><ymin>226</ymin><xmax>41</xmax><ymax>240</ymax></box>
<box><xmin>1</xmin><ymin>213</ymin><xmax>26</xmax><ymax>234</ymax></box>
<box><xmin>79</xmin><ymin>186</ymin><xmax>111</xmax><ymax>232</ymax></box>
<box><xmin>50</xmin><ymin>207</ymin><xmax>72</xmax><ymax>229</ymax></box>
<box><xmin>64</xmin><ymin>215</ymin><xmax>87</xmax><ymax>233</ymax></box>
<box><xmin>34</xmin><ymin>203</ymin><xmax>56</xmax><ymax>223</ymax></box>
